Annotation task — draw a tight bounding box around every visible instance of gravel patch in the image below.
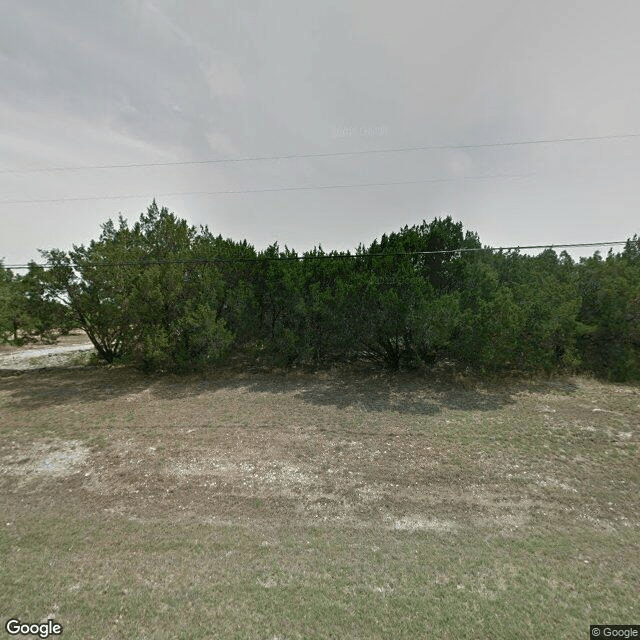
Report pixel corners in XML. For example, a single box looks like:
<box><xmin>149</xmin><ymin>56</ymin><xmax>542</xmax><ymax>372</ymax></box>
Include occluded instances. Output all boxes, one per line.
<box><xmin>0</xmin><ymin>440</ymin><xmax>90</xmax><ymax>478</ymax></box>
<box><xmin>0</xmin><ymin>344</ymin><xmax>95</xmax><ymax>370</ymax></box>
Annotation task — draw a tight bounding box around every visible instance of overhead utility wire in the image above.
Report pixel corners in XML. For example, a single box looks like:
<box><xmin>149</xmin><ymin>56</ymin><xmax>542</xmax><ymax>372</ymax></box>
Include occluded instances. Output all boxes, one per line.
<box><xmin>1</xmin><ymin>132</ymin><xmax>639</xmax><ymax>174</ymax></box>
<box><xmin>3</xmin><ymin>241</ymin><xmax>629</xmax><ymax>270</ymax></box>
<box><xmin>0</xmin><ymin>172</ymin><xmax>534</xmax><ymax>205</ymax></box>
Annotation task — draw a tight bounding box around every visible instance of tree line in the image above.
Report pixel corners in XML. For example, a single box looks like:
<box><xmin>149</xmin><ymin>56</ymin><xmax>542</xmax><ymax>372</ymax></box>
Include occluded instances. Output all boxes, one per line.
<box><xmin>1</xmin><ymin>201</ymin><xmax>639</xmax><ymax>380</ymax></box>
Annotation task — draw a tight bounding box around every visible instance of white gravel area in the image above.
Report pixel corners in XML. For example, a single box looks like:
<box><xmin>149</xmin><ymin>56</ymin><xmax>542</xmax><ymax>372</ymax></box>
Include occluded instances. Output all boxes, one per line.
<box><xmin>0</xmin><ymin>343</ymin><xmax>95</xmax><ymax>369</ymax></box>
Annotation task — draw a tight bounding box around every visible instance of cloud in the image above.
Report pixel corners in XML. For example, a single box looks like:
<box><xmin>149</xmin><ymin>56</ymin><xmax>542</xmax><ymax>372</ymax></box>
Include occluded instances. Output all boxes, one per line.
<box><xmin>202</xmin><ymin>59</ymin><xmax>247</xmax><ymax>100</ymax></box>
<box><xmin>1</xmin><ymin>1</ymin><xmax>639</xmax><ymax>266</ymax></box>
<box><xmin>0</xmin><ymin>102</ymin><xmax>169</xmax><ymax>170</ymax></box>
<box><xmin>143</xmin><ymin>0</ymin><xmax>196</xmax><ymax>49</ymax></box>
<box><xmin>204</xmin><ymin>129</ymin><xmax>239</xmax><ymax>155</ymax></box>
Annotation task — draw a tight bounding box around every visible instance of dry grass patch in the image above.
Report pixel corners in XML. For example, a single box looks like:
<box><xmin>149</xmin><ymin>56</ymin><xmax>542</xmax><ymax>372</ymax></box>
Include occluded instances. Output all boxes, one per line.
<box><xmin>0</xmin><ymin>364</ymin><xmax>638</xmax><ymax>638</ymax></box>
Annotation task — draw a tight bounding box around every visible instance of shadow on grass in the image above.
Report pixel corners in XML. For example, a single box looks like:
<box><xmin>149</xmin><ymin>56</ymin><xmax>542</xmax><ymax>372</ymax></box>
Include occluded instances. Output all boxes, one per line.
<box><xmin>0</xmin><ymin>361</ymin><xmax>579</xmax><ymax>417</ymax></box>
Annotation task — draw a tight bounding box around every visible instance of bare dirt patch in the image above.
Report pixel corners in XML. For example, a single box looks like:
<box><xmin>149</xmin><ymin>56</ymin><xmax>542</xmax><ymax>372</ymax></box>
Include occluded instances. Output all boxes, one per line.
<box><xmin>391</xmin><ymin>515</ymin><xmax>460</xmax><ymax>533</ymax></box>
<box><xmin>0</xmin><ymin>439</ymin><xmax>90</xmax><ymax>478</ymax></box>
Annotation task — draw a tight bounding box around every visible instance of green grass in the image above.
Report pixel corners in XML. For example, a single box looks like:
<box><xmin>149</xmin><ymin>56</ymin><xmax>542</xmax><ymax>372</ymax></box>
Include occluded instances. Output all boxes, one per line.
<box><xmin>1</xmin><ymin>514</ymin><xmax>636</xmax><ymax>639</ymax></box>
<box><xmin>0</xmin><ymin>366</ymin><xmax>638</xmax><ymax>639</ymax></box>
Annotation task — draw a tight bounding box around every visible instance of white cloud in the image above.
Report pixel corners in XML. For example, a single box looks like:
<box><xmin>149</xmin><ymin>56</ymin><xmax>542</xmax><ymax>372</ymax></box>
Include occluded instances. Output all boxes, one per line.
<box><xmin>1</xmin><ymin>1</ymin><xmax>639</xmax><ymax>265</ymax></box>
<box><xmin>143</xmin><ymin>0</ymin><xmax>196</xmax><ymax>48</ymax></box>
<box><xmin>204</xmin><ymin>129</ymin><xmax>239</xmax><ymax>156</ymax></box>
<box><xmin>202</xmin><ymin>59</ymin><xmax>247</xmax><ymax>100</ymax></box>
<box><xmin>440</xmin><ymin>151</ymin><xmax>472</xmax><ymax>178</ymax></box>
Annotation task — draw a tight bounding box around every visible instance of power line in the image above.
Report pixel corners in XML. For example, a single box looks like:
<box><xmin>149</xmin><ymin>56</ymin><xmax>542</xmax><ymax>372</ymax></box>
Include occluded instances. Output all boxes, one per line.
<box><xmin>3</xmin><ymin>241</ymin><xmax>630</xmax><ymax>270</ymax></box>
<box><xmin>1</xmin><ymin>132</ymin><xmax>639</xmax><ymax>175</ymax></box>
<box><xmin>0</xmin><ymin>172</ymin><xmax>535</xmax><ymax>206</ymax></box>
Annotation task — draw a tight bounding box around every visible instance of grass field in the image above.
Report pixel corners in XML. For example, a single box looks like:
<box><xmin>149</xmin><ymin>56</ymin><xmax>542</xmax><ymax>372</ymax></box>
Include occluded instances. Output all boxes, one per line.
<box><xmin>1</xmin><ymin>354</ymin><xmax>638</xmax><ymax>639</ymax></box>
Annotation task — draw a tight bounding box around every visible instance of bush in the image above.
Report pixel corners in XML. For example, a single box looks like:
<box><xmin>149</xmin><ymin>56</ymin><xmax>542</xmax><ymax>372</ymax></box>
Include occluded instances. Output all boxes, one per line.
<box><xmin>33</xmin><ymin>205</ymin><xmax>640</xmax><ymax>381</ymax></box>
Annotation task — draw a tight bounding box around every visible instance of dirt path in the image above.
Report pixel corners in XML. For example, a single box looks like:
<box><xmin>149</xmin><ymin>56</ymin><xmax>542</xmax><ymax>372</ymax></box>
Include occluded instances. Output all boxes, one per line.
<box><xmin>0</xmin><ymin>331</ymin><xmax>94</xmax><ymax>369</ymax></box>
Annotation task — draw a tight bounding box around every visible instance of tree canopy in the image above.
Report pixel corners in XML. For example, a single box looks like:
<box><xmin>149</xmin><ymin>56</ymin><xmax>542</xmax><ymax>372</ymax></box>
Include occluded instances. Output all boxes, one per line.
<box><xmin>3</xmin><ymin>204</ymin><xmax>638</xmax><ymax>381</ymax></box>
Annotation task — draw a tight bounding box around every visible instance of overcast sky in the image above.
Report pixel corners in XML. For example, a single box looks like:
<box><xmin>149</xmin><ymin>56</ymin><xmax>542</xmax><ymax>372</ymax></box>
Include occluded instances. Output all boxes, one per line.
<box><xmin>1</xmin><ymin>0</ymin><xmax>639</xmax><ymax>267</ymax></box>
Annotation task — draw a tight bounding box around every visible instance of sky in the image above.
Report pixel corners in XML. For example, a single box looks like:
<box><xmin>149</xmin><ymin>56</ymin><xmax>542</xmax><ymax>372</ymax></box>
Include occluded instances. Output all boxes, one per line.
<box><xmin>1</xmin><ymin>0</ymin><xmax>639</xmax><ymax>267</ymax></box>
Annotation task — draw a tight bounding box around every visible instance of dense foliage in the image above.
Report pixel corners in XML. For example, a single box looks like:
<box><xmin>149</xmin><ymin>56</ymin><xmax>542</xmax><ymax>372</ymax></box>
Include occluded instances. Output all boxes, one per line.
<box><xmin>0</xmin><ymin>260</ymin><xmax>74</xmax><ymax>344</ymax></box>
<box><xmin>2</xmin><ymin>202</ymin><xmax>639</xmax><ymax>380</ymax></box>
